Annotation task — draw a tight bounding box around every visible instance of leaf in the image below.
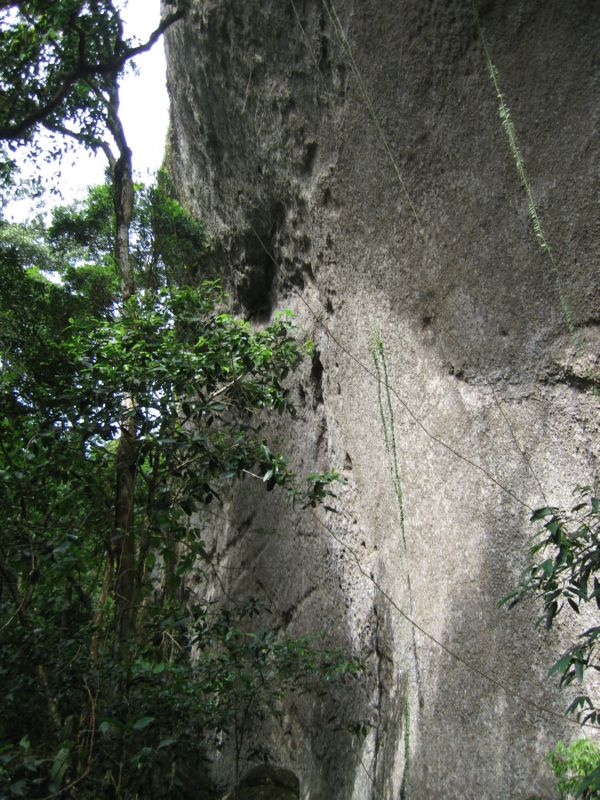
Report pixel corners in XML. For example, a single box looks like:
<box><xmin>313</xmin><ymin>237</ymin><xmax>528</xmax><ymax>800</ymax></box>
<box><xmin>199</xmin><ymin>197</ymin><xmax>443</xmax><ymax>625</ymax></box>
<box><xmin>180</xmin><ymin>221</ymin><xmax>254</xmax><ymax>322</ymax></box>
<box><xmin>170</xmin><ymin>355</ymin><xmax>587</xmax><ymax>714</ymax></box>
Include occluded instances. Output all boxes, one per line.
<box><xmin>8</xmin><ymin>779</ymin><xmax>27</xmax><ymax>796</ymax></box>
<box><xmin>99</xmin><ymin>719</ymin><xmax>121</xmax><ymax>736</ymax></box>
<box><xmin>541</xmin><ymin>559</ymin><xmax>554</xmax><ymax>578</ymax></box>
<box><xmin>545</xmin><ymin>600</ymin><xmax>558</xmax><ymax>628</ymax></box>
<box><xmin>571</xmin><ymin>502</ymin><xmax>588</xmax><ymax>513</ymax></box>
<box><xmin>565</xmin><ymin>695</ymin><xmax>592</xmax><ymax>715</ymax></box>
<box><xmin>50</xmin><ymin>747</ymin><xmax>70</xmax><ymax>787</ymax></box>
<box><xmin>548</xmin><ymin>654</ymin><xmax>571</xmax><ymax>677</ymax></box>
<box><xmin>179</xmin><ymin>498</ymin><xmax>193</xmax><ymax>516</ymax></box>
<box><xmin>531</xmin><ymin>506</ymin><xmax>557</xmax><ymax>521</ymax></box>
<box><xmin>574</xmin><ymin>766</ymin><xmax>600</xmax><ymax>798</ymax></box>
<box><xmin>157</xmin><ymin>737</ymin><xmax>177</xmax><ymax>750</ymax></box>
<box><xmin>132</xmin><ymin>716</ymin><xmax>155</xmax><ymax>731</ymax></box>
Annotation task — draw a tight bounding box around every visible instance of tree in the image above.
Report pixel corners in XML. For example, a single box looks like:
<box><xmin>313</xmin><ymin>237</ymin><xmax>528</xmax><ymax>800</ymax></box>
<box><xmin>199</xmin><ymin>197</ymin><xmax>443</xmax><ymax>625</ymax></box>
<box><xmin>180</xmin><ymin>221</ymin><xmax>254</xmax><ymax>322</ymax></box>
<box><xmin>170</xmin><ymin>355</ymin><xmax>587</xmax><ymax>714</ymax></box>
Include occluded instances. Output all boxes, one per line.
<box><xmin>0</xmin><ymin>8</ymin><xmax>364</xmax><ymax>795</ymax></box>
<box><xmin>0</xmin><ymin>184</ymin><xmax>359</xmax><ymax>798</ymax></box>
<box><xmin>0</xmin><ymin>0</ymin><xmax>179</xmax><ymax>666</ymax></box>
<box><xmin>0</xmin><ymin>1</ymin><xmax>185</xmax><ymax>144</ymax></box>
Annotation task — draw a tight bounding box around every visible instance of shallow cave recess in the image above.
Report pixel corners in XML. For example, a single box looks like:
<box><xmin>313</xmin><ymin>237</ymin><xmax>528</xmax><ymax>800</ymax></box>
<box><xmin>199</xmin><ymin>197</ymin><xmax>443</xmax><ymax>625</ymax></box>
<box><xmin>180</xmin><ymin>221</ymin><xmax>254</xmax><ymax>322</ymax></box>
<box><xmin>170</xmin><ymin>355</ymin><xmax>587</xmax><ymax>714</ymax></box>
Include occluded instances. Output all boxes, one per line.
<box><xmin>233</xmin><ymin>238</ymin><xmax>276</xmax><ymax>319</ymax></box>
<box><xmin>232</xmin><ymin>197</ymin><xmax>319</xmax><ymax>317</ymax></box>
<box><xmin>227</xmin><ymin>200</ymin><xmax>287</xmax><ymax>317</ymax></box>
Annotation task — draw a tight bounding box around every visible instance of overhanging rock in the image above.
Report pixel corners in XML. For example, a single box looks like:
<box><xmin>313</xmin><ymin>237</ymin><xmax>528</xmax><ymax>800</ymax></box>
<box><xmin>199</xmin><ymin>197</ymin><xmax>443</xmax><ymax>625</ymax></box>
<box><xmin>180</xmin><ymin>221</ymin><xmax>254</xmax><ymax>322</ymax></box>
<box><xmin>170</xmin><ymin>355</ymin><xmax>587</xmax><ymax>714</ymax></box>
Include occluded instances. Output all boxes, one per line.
<box><xmin>164</xmin><ymin>1</ymin><xmax>600</xmax><ymax>797</ymax></box>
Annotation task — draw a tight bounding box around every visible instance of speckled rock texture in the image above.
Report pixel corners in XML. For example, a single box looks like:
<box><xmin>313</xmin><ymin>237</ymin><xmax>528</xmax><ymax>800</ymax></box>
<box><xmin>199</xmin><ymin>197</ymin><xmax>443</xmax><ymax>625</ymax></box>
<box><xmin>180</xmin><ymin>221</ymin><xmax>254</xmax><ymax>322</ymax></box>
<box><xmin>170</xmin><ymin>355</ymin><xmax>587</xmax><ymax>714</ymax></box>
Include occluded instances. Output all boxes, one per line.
<box><xmin>163</xmin><ymin>1</ymin><xmax>600</xmax><ymax>797</ymax></box>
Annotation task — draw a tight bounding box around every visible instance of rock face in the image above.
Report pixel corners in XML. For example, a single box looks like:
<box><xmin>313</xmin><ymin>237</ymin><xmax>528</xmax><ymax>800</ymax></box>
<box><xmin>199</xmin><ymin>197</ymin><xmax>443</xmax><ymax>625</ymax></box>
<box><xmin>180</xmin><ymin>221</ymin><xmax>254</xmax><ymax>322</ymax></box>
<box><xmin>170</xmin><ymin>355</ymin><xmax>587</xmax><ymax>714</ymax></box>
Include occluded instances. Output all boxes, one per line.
<box><xmin>164</xmin><ymin>1</ymin><xmax>599</xmax><ymax>797</ymax></box>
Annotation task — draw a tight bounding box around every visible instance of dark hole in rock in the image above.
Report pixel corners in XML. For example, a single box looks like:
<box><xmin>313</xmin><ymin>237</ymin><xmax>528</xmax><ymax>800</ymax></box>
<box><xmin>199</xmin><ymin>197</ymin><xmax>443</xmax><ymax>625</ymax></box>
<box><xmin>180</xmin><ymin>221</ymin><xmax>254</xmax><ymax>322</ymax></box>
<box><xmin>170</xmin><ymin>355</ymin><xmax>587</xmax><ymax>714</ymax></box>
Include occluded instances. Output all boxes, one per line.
<box><xmin>223</xmin><ymin>765</ymin><xmax>299</xmax><ymax>800</ymax></box>
<box><xmin>236</xmin><ymin>257</ymin><xmax>275</xmax><ymax>317</ymax></box>
<box><xmin>310</xmin><ymin>351</ymin><xmax>324</xmax><ymax>405</ymax></box>
<box><xmin>236</xmin><ymin>204</ymin><xmax>285</xmax><ymax>317</ymax></box>
<box><xmin>302</xmin><ymin>141</ymin><xmax>318</xmax><ymax>175</ymax></box>
<box><xmin>303</xmin><ymin>262</ymin><xmax>315</xmax><ymax>281</ymax></box>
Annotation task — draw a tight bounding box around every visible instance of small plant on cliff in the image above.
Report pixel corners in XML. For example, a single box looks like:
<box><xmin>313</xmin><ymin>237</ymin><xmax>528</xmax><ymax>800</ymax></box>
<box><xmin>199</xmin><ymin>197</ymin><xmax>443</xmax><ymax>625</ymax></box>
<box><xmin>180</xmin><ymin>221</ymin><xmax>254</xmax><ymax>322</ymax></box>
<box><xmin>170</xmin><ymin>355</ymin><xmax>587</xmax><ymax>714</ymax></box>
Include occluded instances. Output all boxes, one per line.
<box><xmin>504</xmin><ymin>488</ymin><xmax>600</xmax><ymax>797</ymax></box>
<box><xmin>549</xmin><ymin>739</ymin><xmax>600</xmax><ymax>800</ymax></box>
<box><xmin>503</xmin><ymin>488</ymin><xmax>600</xmax><ymax>723</ymax></box>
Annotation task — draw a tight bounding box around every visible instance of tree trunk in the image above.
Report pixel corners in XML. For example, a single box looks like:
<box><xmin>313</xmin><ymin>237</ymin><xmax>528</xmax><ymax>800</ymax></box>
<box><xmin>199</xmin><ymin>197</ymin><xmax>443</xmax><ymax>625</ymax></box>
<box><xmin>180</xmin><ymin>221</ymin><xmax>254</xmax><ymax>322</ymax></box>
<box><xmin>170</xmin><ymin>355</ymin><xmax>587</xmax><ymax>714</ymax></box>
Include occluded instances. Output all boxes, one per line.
<box><xmin>113</xmin><ymin>415</ymin><xmax>136</xmax><ymax>657</ymax></box>
<box><xmin>110</xmin><ymin>139</ymin><xmax>137</xmax><ymax>661</ymax></box>
<box><xmin>113</xmin><ymin>145</ymin><xmax>134</xmax><ymax>300</ymax></box>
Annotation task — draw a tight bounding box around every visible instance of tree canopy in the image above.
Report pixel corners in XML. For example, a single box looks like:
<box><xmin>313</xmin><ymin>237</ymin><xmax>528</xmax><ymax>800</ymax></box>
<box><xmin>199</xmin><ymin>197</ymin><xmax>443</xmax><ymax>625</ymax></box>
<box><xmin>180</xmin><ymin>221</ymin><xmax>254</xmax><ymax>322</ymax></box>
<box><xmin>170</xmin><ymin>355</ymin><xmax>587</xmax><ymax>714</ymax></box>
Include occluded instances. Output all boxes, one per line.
<box><xmin>0</xmin><ymin>0</ymin><xmax>184</xmax><ymax>145</ymax></box>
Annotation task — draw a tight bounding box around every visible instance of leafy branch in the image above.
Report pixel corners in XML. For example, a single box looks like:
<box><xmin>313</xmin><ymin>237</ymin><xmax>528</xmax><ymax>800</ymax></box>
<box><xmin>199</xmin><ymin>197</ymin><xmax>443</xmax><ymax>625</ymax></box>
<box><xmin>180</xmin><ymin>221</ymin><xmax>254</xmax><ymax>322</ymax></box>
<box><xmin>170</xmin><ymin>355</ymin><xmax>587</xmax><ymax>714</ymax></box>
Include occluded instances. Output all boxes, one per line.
<box><xmin>0</xmin><ymin>2</ymin><xmax>186</xmax><ymax>141</ymax></box>
<box><xmin>503</xmin><ymin>487</ymin><xmax>600</xmax><ymax>725</ymax></box>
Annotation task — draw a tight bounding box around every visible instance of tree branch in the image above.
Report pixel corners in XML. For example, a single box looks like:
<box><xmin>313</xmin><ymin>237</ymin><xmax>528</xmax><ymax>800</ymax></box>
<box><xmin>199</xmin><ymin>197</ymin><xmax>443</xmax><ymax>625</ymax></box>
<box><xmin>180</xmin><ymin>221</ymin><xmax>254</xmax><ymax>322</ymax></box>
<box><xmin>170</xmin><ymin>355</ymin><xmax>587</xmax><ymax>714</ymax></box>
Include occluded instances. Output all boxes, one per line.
<box><xmin>0</xmin><ymin>8</ymin><xmax>185</xmax><ymax>141</ymax></box>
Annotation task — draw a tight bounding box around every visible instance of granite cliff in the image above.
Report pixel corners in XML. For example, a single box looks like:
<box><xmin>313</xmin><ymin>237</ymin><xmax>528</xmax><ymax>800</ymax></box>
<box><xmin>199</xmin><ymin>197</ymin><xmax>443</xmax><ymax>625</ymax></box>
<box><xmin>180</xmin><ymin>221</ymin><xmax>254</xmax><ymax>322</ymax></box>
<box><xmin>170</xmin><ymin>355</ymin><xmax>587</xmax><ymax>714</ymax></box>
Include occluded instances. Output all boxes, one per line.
<box><xmin>163</xmin><ymin>1</ymin><xmax>600</xmax><ymax>797</ymax></box>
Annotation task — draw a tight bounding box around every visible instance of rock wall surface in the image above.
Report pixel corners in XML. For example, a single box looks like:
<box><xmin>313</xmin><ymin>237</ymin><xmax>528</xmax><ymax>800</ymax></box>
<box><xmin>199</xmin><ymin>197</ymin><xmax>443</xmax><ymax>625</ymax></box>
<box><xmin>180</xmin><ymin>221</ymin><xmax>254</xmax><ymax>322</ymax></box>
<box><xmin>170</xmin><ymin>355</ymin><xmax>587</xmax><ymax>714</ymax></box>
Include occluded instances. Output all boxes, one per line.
<box><xmin>164</xmin><ymin>1</ymin><xmax>600</xmax><ymax>797</ymax></box>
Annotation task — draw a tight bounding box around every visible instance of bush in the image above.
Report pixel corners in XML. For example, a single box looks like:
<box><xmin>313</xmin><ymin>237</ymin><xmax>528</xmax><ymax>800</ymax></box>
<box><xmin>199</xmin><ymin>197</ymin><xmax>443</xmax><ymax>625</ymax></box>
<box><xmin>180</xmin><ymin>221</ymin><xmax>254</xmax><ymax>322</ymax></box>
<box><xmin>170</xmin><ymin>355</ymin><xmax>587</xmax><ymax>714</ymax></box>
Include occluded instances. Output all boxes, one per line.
<box><xmin>549</xmin><ymin>739</ymin><xmax>600</xmax><ymax>800</ymax></box>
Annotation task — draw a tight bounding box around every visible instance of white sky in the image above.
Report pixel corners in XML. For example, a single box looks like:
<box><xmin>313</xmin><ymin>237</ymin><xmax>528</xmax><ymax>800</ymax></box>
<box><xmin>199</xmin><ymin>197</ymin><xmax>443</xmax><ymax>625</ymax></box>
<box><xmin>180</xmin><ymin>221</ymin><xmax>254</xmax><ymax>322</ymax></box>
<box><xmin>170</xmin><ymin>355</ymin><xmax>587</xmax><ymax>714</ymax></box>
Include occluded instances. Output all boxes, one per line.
<box><xmin>6</xmin><ymin>0</ymin><xmax>170</xmax><ymax>221</ymax></box>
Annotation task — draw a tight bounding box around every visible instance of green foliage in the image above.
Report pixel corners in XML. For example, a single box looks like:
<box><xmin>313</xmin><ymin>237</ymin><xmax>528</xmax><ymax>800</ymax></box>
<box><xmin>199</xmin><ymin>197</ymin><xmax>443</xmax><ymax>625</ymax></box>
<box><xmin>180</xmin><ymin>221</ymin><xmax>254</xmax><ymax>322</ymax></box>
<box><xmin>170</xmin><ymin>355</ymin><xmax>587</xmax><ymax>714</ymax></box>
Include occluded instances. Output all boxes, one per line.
<box><xmin>0</xmin><ymin>183</ymin><xmax>361</xmax><ymax>798</ymax></box>
<box><xmin>503</xmin><ymin>488</ymin><xmax>600</xmax><ymax>724</ymax></box>
<box><xmin>0</xmin><ymin>0</ymin><xmax>119</xmax><ymax>187</ymax></box>
<box><xmin>47</xmin><ymin>168</ymin><xmax>207</xmax><ymax>291</ymax></box>
<box><xmin>549</xmin><ymin>740</ymin><xmax>600</xmax><ymax>799</ymax></box>
<box><xmin>145</xmin><ymin>167</ymin><xmax>208</xmax><ymax>284</ymax></box>
<box><xmin>0</xmin><ymin>1</ymin><xmax>185</xmax><ymax>146</ymax></box>
<box><xmin>0</xmin><ymin>4</ymin><xmax>362</xmax><ymax>796</ymax></box>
